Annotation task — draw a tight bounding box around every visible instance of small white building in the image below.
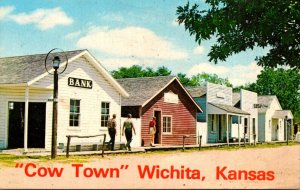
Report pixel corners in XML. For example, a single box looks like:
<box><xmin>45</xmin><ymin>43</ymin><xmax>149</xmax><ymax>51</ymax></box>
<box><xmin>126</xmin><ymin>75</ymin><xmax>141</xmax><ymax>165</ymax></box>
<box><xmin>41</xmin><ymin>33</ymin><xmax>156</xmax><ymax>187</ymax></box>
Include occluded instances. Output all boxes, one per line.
<box><xmin>257</xmin><ymin>95</ymin><xmax>293</xmax><ymax>142</ymax></box>
<box><xmin>0</xmin><ymin>50</ymin><xmax>128</xmax><ymax>151</ymax></box>
<box><xmin>232</xmin><ymin>89</ymin><xmax>258</xmax><ymax>143</ymax></box>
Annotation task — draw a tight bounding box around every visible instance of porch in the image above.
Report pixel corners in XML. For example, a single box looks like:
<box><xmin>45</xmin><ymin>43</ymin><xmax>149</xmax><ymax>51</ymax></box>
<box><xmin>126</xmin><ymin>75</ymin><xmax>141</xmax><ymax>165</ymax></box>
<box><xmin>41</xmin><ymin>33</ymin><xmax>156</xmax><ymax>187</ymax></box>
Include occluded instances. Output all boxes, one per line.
<box><xmin>206</xmin><ymin>102</ymin><xmax>250</xmax><ymax>145</ymax></box>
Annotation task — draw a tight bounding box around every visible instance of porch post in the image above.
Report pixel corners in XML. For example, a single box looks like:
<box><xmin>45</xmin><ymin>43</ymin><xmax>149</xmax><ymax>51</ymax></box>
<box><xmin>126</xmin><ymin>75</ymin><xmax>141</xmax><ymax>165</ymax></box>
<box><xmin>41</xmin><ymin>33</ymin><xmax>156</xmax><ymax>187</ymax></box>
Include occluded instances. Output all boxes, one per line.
<box><xmin>291</xmin><ymin>119</ymin><xmax>293</xmax><ymax>140</ymax></box>
<box><xmin>119</xmin><ymin>94</ymin><xmax>122</xmax><ymax>142</ymax></box>
<box><xmin>24</xmin><ymin>86</ymin><xmax>29</xmax><ymax>152</ymax></box>
<box><xmin>226</xmin><ymin>114</ymin><xmax>229</xmax><ymax>146</ymax></box>
<box><xmin>248</xmin><ymin>116</ymin><xmax>251</xmax><ymax>145</ymax></box>
<box><xmin>238</xmin><ymin>116</ymin><xmax>240</xmax><ymax>146</ymax></box>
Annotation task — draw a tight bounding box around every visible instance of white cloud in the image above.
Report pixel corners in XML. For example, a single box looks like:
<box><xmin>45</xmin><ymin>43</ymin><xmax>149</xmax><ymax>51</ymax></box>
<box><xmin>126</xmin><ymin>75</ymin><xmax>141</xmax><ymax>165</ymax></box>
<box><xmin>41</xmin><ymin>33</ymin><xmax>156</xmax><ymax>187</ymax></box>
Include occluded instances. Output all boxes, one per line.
<box><xmin>187</xmin><ymin>62</ymin><xmax>262</xmax><ymax>86</ymax></box>
<box><xmin>0</xmin><ymin>6</ymin><xmax>14</xmax><ymax>20</ymax></box>
<box><xmin>188</xmin><ymin>62</ymin><xmax>229</xmax><ymax>76</ymax></box>
<box><xmin>10</xmin><ymin>7</ymin><xmax>73</xmax><ymax>30</ymax></box>
<box><xmin>193</xmin><ymin>46</ymin><xmax>205</xmax><ymax>55</ymax></box>
<box><xmin>77</xmin><ymin>26</ymin><xmax>188</xmax><ymax>60</ymax></box>
<box><xmin>65</xmin><ymin>31</ymin><xmax>81</xmax><ymax>39</ymax></box>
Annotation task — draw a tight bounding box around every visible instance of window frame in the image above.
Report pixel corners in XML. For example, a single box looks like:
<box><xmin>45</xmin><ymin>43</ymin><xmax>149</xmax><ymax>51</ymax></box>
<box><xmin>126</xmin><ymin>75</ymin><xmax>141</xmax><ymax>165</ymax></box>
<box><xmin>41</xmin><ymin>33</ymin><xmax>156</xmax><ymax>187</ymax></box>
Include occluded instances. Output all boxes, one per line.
<box><xmin>211</xmin><ymin>115</ymin><xmax>215</xmax><ymax>132</ymax></box>
<box><xmin>69</xmin><ymin>99</ymin><xmax>81</xmax><ymax>127</ymax></box>
<box><xmin>162</xmin><ymin>115</ymin><xmax>172</xmax><ymax>134</ymax></box>
<box><xmin>101</xmin><ymin>102</ymin><xmax>110</xmax><ymax>127</ymax></box>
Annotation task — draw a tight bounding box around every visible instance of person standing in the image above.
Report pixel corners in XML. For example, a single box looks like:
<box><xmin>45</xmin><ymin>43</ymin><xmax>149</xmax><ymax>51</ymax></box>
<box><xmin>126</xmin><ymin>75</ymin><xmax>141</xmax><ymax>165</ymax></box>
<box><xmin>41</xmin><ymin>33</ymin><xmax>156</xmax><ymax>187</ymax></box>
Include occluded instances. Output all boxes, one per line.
<box><xmin>122</xmin><ymin>114</ymin><xmax>136</xmax><ymax>151</ymax></box>
<box><xmin>149</xmin><ymin>117</ymin><xmax>156</xmax><ymax>147</ymax></box>
<box><xmin>108</xmin><ymin>114</ymin><xmax>117</xmax><ymax>151</ymax></box>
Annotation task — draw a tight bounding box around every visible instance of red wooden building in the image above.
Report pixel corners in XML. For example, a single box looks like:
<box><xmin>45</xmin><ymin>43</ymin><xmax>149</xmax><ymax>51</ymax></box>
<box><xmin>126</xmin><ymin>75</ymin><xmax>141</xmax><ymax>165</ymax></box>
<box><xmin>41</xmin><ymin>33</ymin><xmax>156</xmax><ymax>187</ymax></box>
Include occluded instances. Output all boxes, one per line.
<box><xmin>117</xmin><ymin>76</ymin><xmax>202</xmax><ymax>146</ymax></box>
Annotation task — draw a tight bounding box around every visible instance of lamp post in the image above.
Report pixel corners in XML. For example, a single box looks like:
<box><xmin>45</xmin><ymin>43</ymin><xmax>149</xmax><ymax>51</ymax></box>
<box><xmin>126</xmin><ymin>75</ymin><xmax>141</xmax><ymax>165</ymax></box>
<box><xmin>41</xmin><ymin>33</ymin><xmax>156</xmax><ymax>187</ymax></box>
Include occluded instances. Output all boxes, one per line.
<box><xmin>45</xmin><ymin>49</ymin><xmax>68</xmax><ymax>159</ymax></box>
<box><xmin>51</xmin><ymin>56</ymin><xmax>60</xmax><ymax>159</ymax></box>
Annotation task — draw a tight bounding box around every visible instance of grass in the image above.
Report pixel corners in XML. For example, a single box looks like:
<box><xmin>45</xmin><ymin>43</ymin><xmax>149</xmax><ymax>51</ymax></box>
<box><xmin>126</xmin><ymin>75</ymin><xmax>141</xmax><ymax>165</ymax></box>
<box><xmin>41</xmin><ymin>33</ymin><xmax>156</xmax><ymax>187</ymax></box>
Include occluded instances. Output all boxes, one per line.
<box><xmin>0</xmin><ymin>142</ymin><xmax>299</xmax><ymax>167</ymax></box>
<box><xmin>0</xmin><ymin>154</ymin><xmax>101</xmax><ymax>167</ymax></box>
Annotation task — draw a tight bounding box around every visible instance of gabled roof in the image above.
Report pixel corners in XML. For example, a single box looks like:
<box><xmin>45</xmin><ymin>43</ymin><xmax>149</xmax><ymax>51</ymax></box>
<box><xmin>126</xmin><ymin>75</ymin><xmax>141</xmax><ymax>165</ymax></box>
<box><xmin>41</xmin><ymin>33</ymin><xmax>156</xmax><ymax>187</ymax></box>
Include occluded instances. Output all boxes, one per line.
<box><xmin>273</xmin><ymin>110</ymin><xmax>293</xmax><ymax>119</ymax></box>
<box><xmin>116</xmin><ymin>76</ymin><xmax>202</xmax><ymax>112</ymax></box>
<box><xmin>0</xmin><ymin>49</ymin><xmax>129</xmax><ymax>97</ymax></box>
<box><xmin>232</xmin><ymin>92</ymin><xmax>241</xmax><ymax>106</ymax></box>
<box><xmin>186</xmin><ymin>86</ymin><xmax>207</xmax><ymax>97</ymax></box>
<box><xmin>209</xmin><ymin>102</ymin><xmax>250</xmax><ymax>115</ymax></box>
<box><xmin>258</xmin><ymin>95</ymin><xmax>281</xmax><ymax>113</ymax></box>
<box><xmin>0</xmin><ymin>50</ymin><xmax>85</xmax><ymax>84</ymax></box>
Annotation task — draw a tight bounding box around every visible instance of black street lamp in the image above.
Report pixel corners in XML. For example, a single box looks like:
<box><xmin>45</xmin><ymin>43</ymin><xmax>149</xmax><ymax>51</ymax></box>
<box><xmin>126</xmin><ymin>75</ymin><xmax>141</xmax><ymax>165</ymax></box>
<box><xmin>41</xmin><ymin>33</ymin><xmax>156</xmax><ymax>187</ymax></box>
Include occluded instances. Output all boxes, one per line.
<box><xmin>51</xmin><ymin>56</ymin><xmax>60</xmax><ymax>159</ymax></box>
<box><xmin>45</xmin><ymin>49</ymin><xmax>68</xmax><ymax>159</ymax></box>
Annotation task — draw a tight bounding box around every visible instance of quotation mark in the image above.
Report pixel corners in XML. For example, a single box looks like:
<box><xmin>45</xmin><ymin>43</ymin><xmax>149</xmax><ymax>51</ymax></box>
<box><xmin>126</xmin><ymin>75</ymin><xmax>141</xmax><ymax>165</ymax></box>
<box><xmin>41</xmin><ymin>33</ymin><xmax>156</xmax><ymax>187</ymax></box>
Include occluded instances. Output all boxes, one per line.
<box><xmin>15</xmin><ymin>163</ymin><xmax>24</xmax><ymax>168</ymax></box>
<box><xmin>120</xmin><ymin>165</ymin><xmax>129</xmax><ymax>169</ymax></box>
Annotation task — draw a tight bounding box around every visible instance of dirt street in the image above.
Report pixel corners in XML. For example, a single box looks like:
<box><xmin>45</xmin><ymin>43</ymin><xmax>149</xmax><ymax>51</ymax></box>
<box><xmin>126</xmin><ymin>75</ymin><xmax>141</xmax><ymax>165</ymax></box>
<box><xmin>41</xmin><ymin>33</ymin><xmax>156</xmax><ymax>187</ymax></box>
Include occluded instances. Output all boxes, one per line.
<box><xmin>0</xmin><ymin>145</ymin><xmax>299</xmax><ymax>189</ymax></box>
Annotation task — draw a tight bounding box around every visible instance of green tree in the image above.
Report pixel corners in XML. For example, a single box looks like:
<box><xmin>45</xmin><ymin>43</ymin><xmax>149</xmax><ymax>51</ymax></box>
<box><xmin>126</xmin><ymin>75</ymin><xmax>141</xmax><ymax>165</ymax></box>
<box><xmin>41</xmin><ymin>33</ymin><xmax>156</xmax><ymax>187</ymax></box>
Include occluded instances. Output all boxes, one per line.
<box><xmin>111</xmin><ymin>65</ymin><xmax>172</xmax><ymax>79</ymax></box>
<box><xmin>177</xmin><ymin>73</ymin><xmax>192</xmax><ymax>86</ymax></box>
<box><xmin>191</xmin><ymin>73</ymin><xmax>232</xmax><ymax>87</ymax></box>
<box><xmin>155</xmin><ymin>66</ymin><xmax>172</xmax><ymax>76</ymax></box>
<box><xmin>177</xmin><ymin>72</ymin><xmax>232</xmax><ymax>87</ymax></box>
<box><xmin>177</xmin><ymin>0</ymin><xmax>300</xmax><ymax>69</ymax></box>
<box><xmin>245</xmin><ymin>68</ymin><xmax>300</xmax><ymax>123</ymax></box>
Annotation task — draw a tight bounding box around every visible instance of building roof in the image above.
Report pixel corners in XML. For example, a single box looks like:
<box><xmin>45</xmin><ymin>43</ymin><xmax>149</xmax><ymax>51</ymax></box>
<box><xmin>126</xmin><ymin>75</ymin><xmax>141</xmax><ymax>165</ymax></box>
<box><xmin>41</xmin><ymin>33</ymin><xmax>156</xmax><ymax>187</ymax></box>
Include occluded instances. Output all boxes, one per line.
<box><xmin>116</xmin><ymin>76</ymin><xmax>202</xmax><ymax>111</ymax></box>
<box><xmin>257</xmin><ymin>95</ymin><xmax>280</xmax><ymax>113</ymax></box>
<box><xmin>0</xmin><ymin>50</ymin><xmax>85</xmax><ymax>84</ymax></box>
<box><xmin>273</xmin><ymin>110</ymin><xmax>294</xmax><ymax>119</ymax></box>
<box><xmin>186</xmin><ymin>86</ymin><xmax>207</xmax><ymax>97</ymax></box>
<box><xmin>232</xmin><ymin>92</ymin><xmax>241</xmax><ymax>106</ymax></box>
<box><xmin>209</xmin><ymin>102</ymin><xmax>250</xmax><ymax>115</ymax></box>
<box><xmin>0</xmin><ymin>49</ymin><xmax>129</xmax><ymax>97</ymax></box>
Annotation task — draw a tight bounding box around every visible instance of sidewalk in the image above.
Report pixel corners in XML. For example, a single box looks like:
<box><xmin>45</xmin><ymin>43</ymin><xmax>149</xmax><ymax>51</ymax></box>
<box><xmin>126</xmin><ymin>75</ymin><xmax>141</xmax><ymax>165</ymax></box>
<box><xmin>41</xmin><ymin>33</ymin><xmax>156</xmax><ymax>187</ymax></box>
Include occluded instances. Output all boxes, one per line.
<box><xmin>0</xmin><ymin>141</ymin><xmax>290</xmax><ymax>157</ymax></box>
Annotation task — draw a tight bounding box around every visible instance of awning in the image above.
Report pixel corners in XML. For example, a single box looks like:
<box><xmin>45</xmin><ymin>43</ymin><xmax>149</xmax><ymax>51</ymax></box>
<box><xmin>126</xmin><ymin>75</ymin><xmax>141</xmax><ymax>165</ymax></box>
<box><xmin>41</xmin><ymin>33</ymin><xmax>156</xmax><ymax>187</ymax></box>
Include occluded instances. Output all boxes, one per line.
<box><xmin>207</xmin><ymin>102</ymin><xmax>250</xmax><ymax>116</ymax></box>
<box><xmin>272</xmin><ymin>110</ymin><xmax>294</xmax><ymax>119</ymax></box>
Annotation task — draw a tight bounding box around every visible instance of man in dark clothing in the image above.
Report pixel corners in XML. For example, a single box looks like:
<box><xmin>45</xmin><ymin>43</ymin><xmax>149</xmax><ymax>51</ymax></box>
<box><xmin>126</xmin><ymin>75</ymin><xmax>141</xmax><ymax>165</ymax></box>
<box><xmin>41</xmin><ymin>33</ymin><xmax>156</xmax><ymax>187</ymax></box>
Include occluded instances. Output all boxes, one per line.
<box><xmin>122</xmin><ymin>114</ymin><xmax>136</xmax><ymax>151</ymax></box>
<box><xmin>108</xmin><ymin>114</ymin><xmax>117</xmax><ymax>151</ymax></box>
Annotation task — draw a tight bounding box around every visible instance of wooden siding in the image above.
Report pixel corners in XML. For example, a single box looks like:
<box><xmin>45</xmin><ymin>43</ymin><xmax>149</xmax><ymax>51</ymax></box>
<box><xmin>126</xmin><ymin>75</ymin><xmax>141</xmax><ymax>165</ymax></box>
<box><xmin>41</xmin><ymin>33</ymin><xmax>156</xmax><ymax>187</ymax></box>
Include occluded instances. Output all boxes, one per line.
<box><xmin>194</xmin><ymin>97</ymin><xmax>206</xmax><ymax>122</ymax></box>
<box><xmin>0</xmin><ymin>87</ymin><xmax>52</xmax><ymax>149</ymax></box>
<box><xmin>263</xmin><ymin>98</ymin><xmax>282</xmax><ymax>142</ymax></box>
<box><xmin>140</xmin><ymin>81</ymin><xmax>197</xmax><ymax>146</ymax></box>
<box><xmin>0</xmin><ymin>56</ymin><xmax>122</xmax><ymax>149</ymax></box>
<box><xmin>240</xmin><ymin>90</ymin><xmax>258</xmax><ymax>142</ymax></box>
<box><xmin>207</xmin><ymin>82</ymin><xmax>232</xmax><ymax>105</ymax></box>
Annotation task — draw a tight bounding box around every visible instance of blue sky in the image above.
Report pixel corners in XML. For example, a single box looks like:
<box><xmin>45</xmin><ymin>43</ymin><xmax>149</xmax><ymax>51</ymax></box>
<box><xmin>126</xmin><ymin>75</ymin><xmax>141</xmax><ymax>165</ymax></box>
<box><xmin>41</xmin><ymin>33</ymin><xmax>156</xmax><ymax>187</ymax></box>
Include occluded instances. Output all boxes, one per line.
<box><xmin>0</xmin><ymin>0</ymin><xmax>267</xmax><ymax>86</ymax></box>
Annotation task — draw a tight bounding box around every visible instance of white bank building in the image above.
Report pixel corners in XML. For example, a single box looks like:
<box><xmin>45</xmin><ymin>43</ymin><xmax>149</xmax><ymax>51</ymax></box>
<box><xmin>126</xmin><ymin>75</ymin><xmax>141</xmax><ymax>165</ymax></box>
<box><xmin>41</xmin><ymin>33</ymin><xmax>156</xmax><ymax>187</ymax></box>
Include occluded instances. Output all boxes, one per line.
<box><xmin>0</xmin><ymin>50</ymin><xmax>128</xmax><ymax>151</ymax></box>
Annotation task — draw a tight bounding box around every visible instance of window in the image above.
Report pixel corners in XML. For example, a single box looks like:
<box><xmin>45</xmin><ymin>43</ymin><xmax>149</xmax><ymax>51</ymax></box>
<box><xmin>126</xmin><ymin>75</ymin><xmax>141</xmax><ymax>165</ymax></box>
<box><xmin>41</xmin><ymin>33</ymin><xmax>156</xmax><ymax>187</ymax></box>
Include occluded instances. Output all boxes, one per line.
<box><xmin>211</xmin><ymin>115</ymin><xmax>215</xmax><ymax>132</ymax></box>
<box><xmin>163</xmin><ymin>116</ymin><xmax>172</xmax><ymax>133</ymax></box>
<box><xmin>244</xmin><ymin>118</ymin><xmax>248</xmax><ymax>134</ymax></box>
<box><xmin>69</xmin><ymin>99</ymin><xmax>80</xmax><ymax>127</ymax></box>
<box><xmin>101</xmin><ymin>102</ymin><xmax>110</xmax><ymax>127</ymax></box>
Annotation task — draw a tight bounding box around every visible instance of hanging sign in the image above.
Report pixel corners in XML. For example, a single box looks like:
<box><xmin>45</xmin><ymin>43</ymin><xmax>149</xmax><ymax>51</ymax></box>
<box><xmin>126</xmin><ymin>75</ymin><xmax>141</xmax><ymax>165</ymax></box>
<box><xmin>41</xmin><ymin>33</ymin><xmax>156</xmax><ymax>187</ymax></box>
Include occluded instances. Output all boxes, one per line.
<box><xmin>68</xmin><ymin>77</ymin><xmax>93</xmax><ymax>89</ymax></box>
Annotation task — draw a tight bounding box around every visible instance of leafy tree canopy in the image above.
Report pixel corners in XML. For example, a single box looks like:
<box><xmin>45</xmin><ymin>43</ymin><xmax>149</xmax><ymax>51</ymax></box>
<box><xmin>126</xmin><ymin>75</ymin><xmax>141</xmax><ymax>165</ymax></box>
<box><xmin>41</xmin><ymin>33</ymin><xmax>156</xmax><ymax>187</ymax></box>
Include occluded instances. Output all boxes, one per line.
<box><xmin>111</xmin><ymin>65</ymin><xmax>172</xmax><ymax>79</ymax></box>
<box><xmin>112</xmin><ymin>65</ymin><xmax>232</xmax><ymax>87</ymax></box>
<box><xmin>178</xmin><ymin>72</ymin><xmax>232</xmax><ymax>87</ymax></box>
<box><xmin>244</xmin><ymin>68</ymin><xmax>300</xmax><ymax>123</ymax></box>
<box><xmin>177</xmin><ymin>0</ymin><xmax>300</xmax><ymax>70</ymax></box>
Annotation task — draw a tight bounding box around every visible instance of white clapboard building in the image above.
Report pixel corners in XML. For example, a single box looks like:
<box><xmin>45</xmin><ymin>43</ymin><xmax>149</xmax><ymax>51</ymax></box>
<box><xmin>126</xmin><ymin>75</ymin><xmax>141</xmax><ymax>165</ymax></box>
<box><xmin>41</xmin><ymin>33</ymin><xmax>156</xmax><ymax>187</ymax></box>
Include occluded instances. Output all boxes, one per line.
<box><xmin>0</xmin><ymin>50</ymin><xmax>128</xmax><ymax>151</ymax></box>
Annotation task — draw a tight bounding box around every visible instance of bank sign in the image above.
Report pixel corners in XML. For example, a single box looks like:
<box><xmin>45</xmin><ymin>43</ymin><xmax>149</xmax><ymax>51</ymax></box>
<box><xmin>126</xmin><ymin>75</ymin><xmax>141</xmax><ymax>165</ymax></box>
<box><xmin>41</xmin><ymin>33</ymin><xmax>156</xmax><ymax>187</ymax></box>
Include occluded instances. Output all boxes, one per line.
<box><xmin>68</xmin><ymin>77</ymin><xmax>93</xmax><ymax>89</ymax></box>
